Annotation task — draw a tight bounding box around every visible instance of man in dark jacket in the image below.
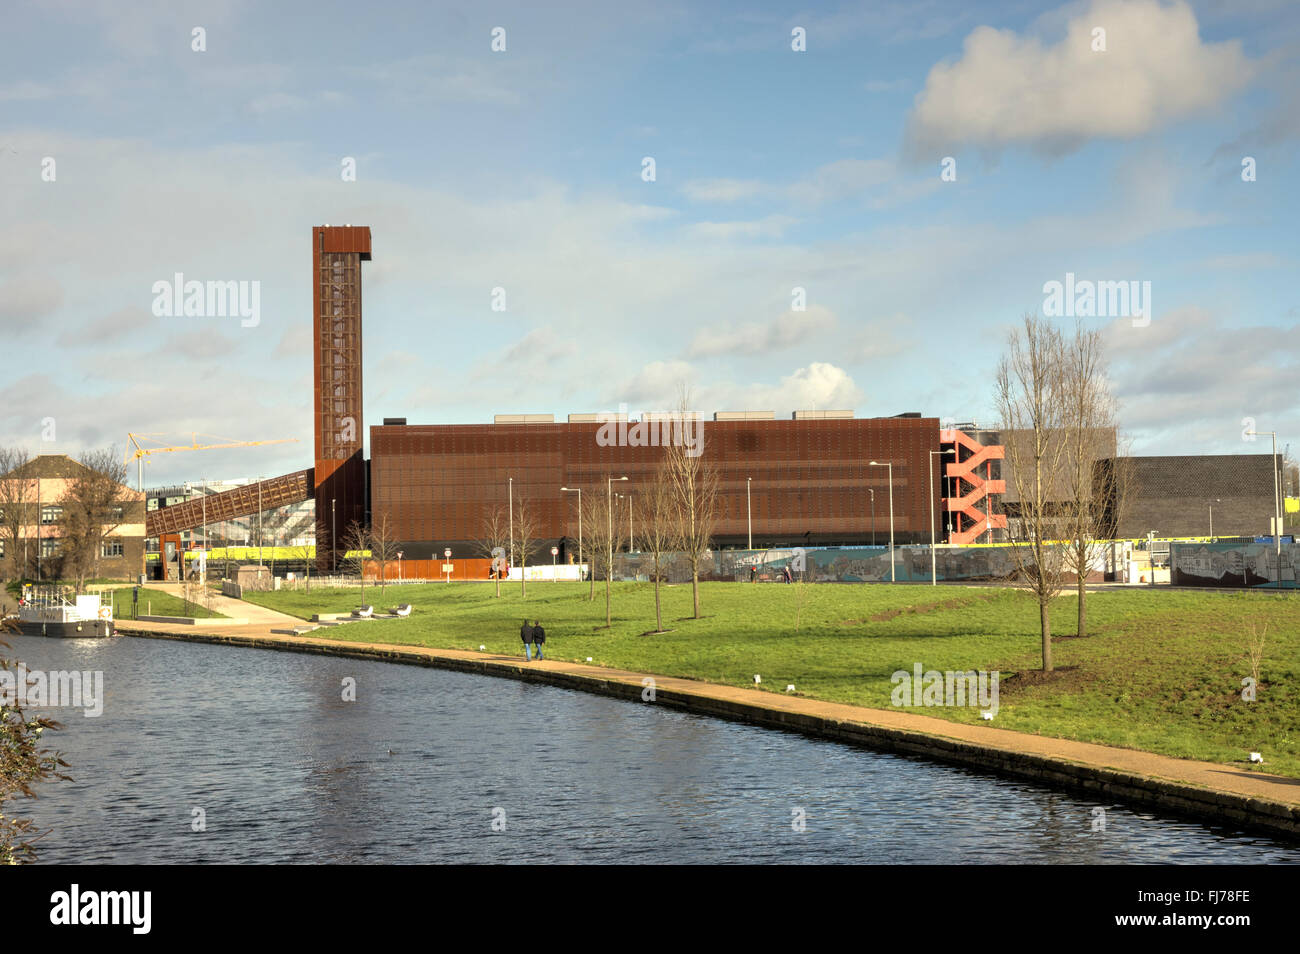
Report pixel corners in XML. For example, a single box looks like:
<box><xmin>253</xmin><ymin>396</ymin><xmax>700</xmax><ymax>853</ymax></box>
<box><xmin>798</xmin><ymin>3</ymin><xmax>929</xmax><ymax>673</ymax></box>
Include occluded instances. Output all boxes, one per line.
<box><xmin>531</xmin><ymin>620</ymin><xmax>546</xmax><ymax>660</ymax></box>
<box><xmin>520</xmin><ymin>619</ymin><xmax>534</xmax><ymax>660</ymax></box>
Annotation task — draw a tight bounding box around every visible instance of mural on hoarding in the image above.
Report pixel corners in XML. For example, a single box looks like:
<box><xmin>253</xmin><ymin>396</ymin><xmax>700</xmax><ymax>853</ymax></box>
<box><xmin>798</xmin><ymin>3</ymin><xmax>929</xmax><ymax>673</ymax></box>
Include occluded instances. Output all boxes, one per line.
<box><xmin>613</xmin><ymin>546</ymin><xmax>1034</xmax><ymax>584</ymax></box>
<box><xmin>1170</xmin><ymin>542</ymin><xmax>1299</xmax><ymax>589</ymax></box>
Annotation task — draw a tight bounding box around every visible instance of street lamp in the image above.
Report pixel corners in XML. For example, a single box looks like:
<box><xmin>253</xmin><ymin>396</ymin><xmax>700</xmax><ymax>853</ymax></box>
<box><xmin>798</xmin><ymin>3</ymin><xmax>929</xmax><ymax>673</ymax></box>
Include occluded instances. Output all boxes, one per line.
<box><xmin>560</xmin><ymin>486</ymin><xmax>582</xmax><ymax>580</ymax></box>
<box><xmin>606</xmin><ymin>476</ymin><xmax>628</xmax><ymax>625</ymax></box>
<box><xmin>1245</xmin><ymin>428</ymin><xmax>1283</xmax><ymax>587</ymax></box>
<box><xmin>746</xmin><ymin>477</ymin><xmax>753</xmax><ymax>550</ymax></box>
<box><xmin>397</xmin><ymin>550</ymin><xmax>403</xmax><ymax>582</ymax></box>
<box><xmin>869</xmin><ymin>461</ymin><xmax>895</xmax><ymax>582</ymax></box>
<box><xmin>929</xmin><ymin>449</ymin><xmax>956</xmax><ymax>586</ymax></box>
<box><xmin>331</xmin><ymin>498</ymin><xmax>336</xmax><ymax>574</ymax></box>
<box><xmin>1209</xmin><ymin>499</ymin><xmax>1220</xmax><ymax>541</ymax></box>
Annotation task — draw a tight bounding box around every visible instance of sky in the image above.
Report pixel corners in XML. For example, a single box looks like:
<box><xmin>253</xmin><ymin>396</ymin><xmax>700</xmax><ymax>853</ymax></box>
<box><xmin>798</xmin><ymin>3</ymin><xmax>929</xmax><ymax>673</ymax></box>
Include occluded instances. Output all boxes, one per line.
<box><xmin>2</xmin><ymin>0</ymin><xmax>1297</xmax><ymax>486</ymax></box>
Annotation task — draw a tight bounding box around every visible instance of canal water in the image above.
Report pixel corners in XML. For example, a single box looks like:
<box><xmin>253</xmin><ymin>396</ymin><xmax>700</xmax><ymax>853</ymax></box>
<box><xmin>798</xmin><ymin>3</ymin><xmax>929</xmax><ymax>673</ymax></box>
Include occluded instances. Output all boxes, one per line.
<box><xmin>8</xmin><ymin>634</ymin><xmax>1298</xmax><ymax>864</ymax></box>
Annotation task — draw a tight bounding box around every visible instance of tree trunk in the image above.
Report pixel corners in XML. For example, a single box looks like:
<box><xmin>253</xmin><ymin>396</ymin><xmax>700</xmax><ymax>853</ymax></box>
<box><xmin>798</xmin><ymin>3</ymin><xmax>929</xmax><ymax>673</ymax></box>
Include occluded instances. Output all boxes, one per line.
<box><xmin>654</xmin><ymin>577</ymin><xmax>662</xmax><ymax>633</ymax></box>
<box><xmin>605</xmin><ymin>569</ymin><xmax>611</xmax><ymax>627</ymax></box>
<box><xmin>692</xmin><ymin>568</ymin><xmax>700</xmax><ymax>619</ymax></box>
<box><xmin>1076</xmin><ymin>572</ymin><xmax>1086</xmax><ymax>638</ymax></box>
<box><xmin>1041</xmin><ymin>600</ymin><xmax>1053</xmax><ymax>672</ymax></box>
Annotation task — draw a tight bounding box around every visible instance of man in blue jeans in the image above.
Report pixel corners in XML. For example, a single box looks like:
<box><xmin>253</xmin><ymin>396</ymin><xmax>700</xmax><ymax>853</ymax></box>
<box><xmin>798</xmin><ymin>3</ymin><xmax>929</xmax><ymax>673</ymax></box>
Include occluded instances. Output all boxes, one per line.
<box><xmin>520</xmin><ymin>619</ymin><xmax>534</xmax><ymax>660</ymax></box>
<box><xmin>531</xmin><ymin>620</ymin><xmax>546</xmax><ymax>660</ymax></box>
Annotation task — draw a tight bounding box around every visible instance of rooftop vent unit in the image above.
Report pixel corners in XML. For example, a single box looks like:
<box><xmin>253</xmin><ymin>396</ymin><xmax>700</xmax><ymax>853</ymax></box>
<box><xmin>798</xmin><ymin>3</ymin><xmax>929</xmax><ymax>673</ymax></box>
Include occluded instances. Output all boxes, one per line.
<box><xmin>792</xmin><ymin>410</ymin><xmax>853</xmax><ymax>420</ymax></box>
<box><xmin>568</xmin><ymin>413</ymin><xmax>626</xmax><ymax>423</ymax></box>
<box><xmin>493</xmin><ymin>414</ymin><xmax>555</xmax><ymax>424</ymax></box>
<box><xmin>714</xmin><ymin>411</ymin><xmax>775</xmax><ymax>421</ymax></box>
<box><xmin>383</xmin><ymin>417</ymin><xmax>407</xmax><ymax>426</ymax></box>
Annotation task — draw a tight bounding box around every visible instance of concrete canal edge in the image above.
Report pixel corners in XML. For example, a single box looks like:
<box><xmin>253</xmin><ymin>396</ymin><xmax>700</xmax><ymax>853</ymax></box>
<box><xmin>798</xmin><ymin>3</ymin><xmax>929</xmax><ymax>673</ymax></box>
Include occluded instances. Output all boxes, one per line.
<box><xmin>120</xmin><ymin>626</ymin><xmax>1300</xmax><ymax>843</ymax></box>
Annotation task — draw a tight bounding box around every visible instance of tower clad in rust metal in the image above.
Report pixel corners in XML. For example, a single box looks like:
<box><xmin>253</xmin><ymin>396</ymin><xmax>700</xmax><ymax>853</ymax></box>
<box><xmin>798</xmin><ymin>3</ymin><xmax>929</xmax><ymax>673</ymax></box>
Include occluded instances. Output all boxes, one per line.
<box><xmin>312</xmin><ymin>225</ymin><xmax>371</xmax><ymax>569</ymax></box>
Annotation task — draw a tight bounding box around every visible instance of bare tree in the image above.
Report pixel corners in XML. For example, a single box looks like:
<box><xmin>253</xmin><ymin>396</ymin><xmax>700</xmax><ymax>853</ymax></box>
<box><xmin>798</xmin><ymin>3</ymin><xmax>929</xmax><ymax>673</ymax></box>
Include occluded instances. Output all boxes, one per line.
<box><xmin>514</xmin><ymin>498</ymin><xmax>540</xmax><ymax>598</ymax></box>
<box><xmin>289</xmin><ymin>521</ymin><xmax>323</xmax><ymax>594</ymax></box>
<box><xmin>1059</xmin><ymin>321</ymin><xmax>1127</xmax><ymax>638</ymax></box>
<box><xmin>996</xmin><ymin>315</ymin><xmax>1071</xmax><ymax>671</ymax></box>
<box><xmin>636</xmin><ymin>463</ymin><xmax>676</xmax><ymax>634</ymax></box>
<box><xmin>0</xmin><ymin>448</ymin><xmax>35</xmax><ymax>581</ymax></box>
<box><xmin>369</xmin><ymin>512</ymin><xmax>400</xmax><ymax>600</ymax></box>
<box><xmin>341</xmin><ymin>520</ymin><xmax>371</xmax><ymax>605</ymax></box>
<box><xmin>59</xmin><ymin>449</ymin><xmax>132</xmax><ymax>594</ymax></box>
<box><xmin>665</xmin><ymin>389</ymin><xmax>718</xmax><ymax>620</ymax></box>
<box><xmin>583</xmin><ymin>481</ymin><xmax>625</xmax><ymax>625</ymax></box>
<box><xmin>578</xmin><ymin>490</ymin><xmax>602</xmax><ymax>602</ymax></box>
<box><xmin>478</xmin><ymin>504</ymin><xmax>510</xmax><ymax>597</ymax></box>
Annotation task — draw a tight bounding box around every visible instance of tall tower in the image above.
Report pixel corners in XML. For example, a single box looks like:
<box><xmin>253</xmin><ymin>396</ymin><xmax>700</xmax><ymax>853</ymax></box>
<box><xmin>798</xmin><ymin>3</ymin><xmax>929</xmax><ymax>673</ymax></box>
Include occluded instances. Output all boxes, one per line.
<box><xmin>313</xmin><ymin>225</ymin><xmax>371</xmax><ymax>569</ymax></box>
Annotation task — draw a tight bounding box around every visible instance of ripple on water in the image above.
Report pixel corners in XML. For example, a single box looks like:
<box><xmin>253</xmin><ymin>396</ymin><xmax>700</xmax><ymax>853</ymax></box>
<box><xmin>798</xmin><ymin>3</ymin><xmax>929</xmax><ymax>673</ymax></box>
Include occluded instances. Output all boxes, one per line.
<box><xmin>6</xmin><ymin>634</ymin><xmax>1298</xmax><ymax>864</ymax></box>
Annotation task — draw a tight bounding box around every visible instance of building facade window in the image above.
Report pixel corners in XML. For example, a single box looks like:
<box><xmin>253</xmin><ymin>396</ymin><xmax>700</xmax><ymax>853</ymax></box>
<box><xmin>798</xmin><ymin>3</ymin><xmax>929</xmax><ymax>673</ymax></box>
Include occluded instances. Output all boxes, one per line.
<box><xmin>40</xmin><ymin>537</ymin><xmax>59</xmax><ymax>557</ymax></box>
<box><xmin>102</xmin><ymin>540</ymin><xmax>124</xmax><ymax>558</ymax></box>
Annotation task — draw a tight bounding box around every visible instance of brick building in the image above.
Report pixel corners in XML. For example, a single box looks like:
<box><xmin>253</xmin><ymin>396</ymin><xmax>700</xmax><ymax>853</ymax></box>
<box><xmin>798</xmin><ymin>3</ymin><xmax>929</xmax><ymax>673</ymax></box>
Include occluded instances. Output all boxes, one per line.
<box><xmin>370</xmin><ymin>411</ymin><xmax>943</xmax><ymax>560</ymax></box>
<box><xmin>0</xmin><ymin>454</ymin><xmax>146</xmax><ymax>581</ymax></box>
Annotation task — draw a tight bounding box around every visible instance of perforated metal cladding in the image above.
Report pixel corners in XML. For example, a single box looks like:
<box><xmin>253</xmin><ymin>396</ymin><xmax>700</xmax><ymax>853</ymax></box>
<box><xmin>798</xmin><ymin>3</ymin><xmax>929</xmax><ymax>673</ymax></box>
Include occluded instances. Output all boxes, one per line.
<box><xmin>370</xmin><ymin>417</ymin><xmax>942</xmax><ymax>552</ymax></box>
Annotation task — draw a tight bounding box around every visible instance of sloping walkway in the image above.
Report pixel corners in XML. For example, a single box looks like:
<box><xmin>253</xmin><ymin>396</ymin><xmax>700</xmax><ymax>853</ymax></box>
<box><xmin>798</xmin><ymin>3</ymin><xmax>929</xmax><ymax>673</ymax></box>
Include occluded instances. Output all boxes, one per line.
<box><xmin>142</xmin><ymin>583</ymin><xmax>305</xmax><ymax>628</ymax></box>
<box><xmin>116</xmin><ymin>614</ymin><xmax>1300</xmax><ymax>839</ymax></box>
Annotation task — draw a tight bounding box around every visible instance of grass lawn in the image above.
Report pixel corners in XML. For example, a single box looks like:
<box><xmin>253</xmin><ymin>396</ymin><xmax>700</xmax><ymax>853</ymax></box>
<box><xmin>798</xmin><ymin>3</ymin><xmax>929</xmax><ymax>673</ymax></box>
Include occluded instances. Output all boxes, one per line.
<box><xmin>109</xmin><ymin>586</ymin><xmax>227</xmax><ymax>620</ymax></box>
<box><xmin>243</xmin><ymin>580</ymin><xmax>1300</xmax><ymax>778</ymax></box>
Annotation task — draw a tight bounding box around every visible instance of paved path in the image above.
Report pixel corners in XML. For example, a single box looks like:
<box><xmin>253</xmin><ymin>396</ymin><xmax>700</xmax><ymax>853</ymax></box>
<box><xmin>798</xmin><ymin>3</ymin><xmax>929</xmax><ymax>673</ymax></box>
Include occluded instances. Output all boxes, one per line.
<box><xmin>142</xmin><ymin>583</ymin><xmax>304</xmax><ymax>627</ymax></box>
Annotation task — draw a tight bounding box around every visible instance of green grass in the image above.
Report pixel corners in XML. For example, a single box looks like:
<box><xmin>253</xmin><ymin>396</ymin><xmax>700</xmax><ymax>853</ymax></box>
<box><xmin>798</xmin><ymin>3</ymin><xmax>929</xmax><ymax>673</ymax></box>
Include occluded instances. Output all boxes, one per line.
<box><xmin>109</xmin><ymin>586</ymin><xmax>226</xmax><ymax>620</ymax></box>
<box><xmin>242</xmin><ymin>580</ymin><xmax>1300</xmax><ymax>778</ymax></box>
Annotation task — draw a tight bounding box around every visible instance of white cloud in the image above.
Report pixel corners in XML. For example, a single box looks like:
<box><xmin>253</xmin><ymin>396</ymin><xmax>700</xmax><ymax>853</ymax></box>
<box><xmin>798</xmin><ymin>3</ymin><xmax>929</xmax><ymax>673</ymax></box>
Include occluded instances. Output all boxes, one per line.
<box><xmin>904</xmin><ymin>0</ymin><xmax>1256</xmax><ymax>156</ymax></box>
<box><xmin>681</xmin><ymin>178</ymin><xmax>766</xmax><ymax>202</ymax></box>
<box><xmin>687</xmin><ymin>305</ymin><xmax>836</xmax><ymax>358</ymax></box>
<box><xmin>687</xmin><ymin>215</ymin><xmax>798</xmax><ymax>240</ymax></box>
<box><xmin>0</xmin><ymin>275</ymin><xmax>63</xmax><ymax>329</ymax></box>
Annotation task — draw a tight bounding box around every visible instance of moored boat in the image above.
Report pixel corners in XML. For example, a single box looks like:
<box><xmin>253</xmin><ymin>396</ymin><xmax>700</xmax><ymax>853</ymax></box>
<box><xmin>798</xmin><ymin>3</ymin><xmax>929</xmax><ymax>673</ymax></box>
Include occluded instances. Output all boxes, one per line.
<box><xmin>12</xmin><ymin>587</ymin><xmax>115</xmax><ymax>638</ymax></box>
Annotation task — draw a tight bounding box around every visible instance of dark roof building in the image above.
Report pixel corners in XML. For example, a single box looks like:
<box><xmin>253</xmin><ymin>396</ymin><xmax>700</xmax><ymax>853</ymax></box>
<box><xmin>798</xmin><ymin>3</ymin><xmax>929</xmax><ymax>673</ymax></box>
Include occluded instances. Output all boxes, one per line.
<box><xmin>1108</xmin><ymin>454</ymin><xmax>1282</xmax><ymax>539</ymax></box>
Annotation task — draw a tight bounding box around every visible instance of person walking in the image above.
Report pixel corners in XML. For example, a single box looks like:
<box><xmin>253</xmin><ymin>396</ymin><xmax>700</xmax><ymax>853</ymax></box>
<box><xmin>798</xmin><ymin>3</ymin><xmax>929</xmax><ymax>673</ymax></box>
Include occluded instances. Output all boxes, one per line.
<box><xmin>750</xmin><ymin>564</ymin><xmax>758</xmax><ymax>583</ymax></box>
<box><xmin>531</xmin><ymin>620</ymin><xmax>546</xmax><ymax>660</ymax></box>
<box><xmin>520</xmin><ymin>619</ymin><xmax>534</xmax><ymax>661</ymax></box>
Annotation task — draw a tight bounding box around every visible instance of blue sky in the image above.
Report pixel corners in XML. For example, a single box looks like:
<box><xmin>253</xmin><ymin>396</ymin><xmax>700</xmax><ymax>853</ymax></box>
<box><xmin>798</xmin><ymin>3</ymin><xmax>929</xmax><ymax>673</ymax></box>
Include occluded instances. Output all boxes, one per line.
<box><xmin>2</xmin><ymin>0</ymin><xmax>1297</xmax><ymax>485</ymax></box>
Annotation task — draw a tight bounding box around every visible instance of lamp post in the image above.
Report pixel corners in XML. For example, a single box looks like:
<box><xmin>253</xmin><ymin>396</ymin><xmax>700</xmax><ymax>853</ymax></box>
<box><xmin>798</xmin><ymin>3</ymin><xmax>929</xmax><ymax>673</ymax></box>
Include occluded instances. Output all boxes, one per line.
<box><xmin>1209</xmin><ymin>499</ymin><xmax>1220</xmax><ymax>541</ymax></box>
<box><xmin>627</xmin><ymin>491</ymin><xmax>634</xmax><ymax>552</ymax></box>
<box><xmin>331</xmin><ymin>498</ymin><xmax>336</xmax><ymax>574</ymax></box>
<box><xmin>1246</xmin><ymin>428</ymin><xmax>1282</xmax><ymax>587</ymax></box>
<box><xmin>606</xmin><ymin>475</ymin><xmax>627</xmax><ymax>625</ymax></box>
<box><xmin>508</xmin><ymin>477</ymin><xmax>514</xmax><ymax>571</ymax></box>
<box><xmin>869</xmin><ymin>461</ymin><xmax>895</xmax><ymax>582</ymax></box>
<box><xmin>746</xmin><ymin>476</ymin><xmax>752</xmax><ymax>550</ymax></box>
<box><xmin>929</xmin><ymin>449</ymin><xmax>956</xmax><ymax>586</ymax></box>
<box><xmin>551</xmin><ymin>545</ymin><xmax>558</xmax><ymax>581</ymax></box>
<box><xmin>397</xmin><ymin>550</ymin><xmax>403</xmax><ymax>582</ymax></box>
<box><xmin>561</xmin><ymin>486</ymin><xmax>582</xmax><ymax>581</ymax></box>
<box><xmin>868</xmin><ymin>488</ymin><xmax>876</xmax><ymax>547</ymax></box>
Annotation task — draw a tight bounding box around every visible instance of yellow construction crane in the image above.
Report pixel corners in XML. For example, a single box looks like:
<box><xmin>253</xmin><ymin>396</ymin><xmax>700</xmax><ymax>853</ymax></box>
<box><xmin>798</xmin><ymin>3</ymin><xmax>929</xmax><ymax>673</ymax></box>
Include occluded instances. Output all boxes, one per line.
<box><xmin>125</xmin><ymin>432</ymin><xmax>299</xmax><ymax>490</ymax></box>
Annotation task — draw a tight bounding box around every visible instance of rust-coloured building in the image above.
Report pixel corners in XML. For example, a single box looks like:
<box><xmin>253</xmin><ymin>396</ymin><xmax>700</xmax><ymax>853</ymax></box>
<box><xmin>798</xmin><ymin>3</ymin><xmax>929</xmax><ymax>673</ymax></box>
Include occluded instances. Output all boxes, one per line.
<box><xmin>313</xmin><ymin>225</ymin><xmax>371</xmax><ymax>567</ymax></box>
<box><xmin>370</xmin><ymin>414</ymin><xmax>943</xmax><ymax>559</ymax></box>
